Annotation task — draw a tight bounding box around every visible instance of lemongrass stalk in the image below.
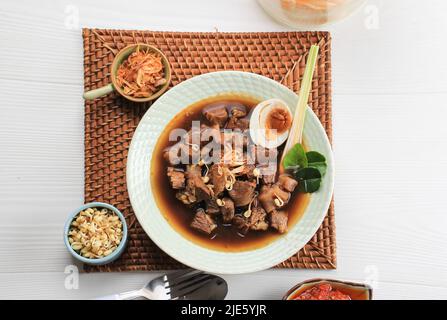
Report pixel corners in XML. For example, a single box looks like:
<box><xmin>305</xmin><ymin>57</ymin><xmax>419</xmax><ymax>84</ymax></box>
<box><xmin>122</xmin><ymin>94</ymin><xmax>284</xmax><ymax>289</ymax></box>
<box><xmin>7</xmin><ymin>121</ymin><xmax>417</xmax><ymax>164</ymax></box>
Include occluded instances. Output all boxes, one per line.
<box><xmin>280</xmin><ymin>45</ymin><xmax>319</xmax><ymax>170</ymax></box>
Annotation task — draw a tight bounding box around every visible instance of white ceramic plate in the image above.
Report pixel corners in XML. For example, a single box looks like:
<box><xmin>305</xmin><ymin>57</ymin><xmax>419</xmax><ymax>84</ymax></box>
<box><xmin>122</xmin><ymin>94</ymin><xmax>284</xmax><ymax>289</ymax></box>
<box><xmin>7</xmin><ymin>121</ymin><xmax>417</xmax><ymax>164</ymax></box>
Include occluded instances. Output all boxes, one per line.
<box><xmin>127</xmin><ymin>71</ymin><xmax>334</xmax><ymax>274</ymax></box>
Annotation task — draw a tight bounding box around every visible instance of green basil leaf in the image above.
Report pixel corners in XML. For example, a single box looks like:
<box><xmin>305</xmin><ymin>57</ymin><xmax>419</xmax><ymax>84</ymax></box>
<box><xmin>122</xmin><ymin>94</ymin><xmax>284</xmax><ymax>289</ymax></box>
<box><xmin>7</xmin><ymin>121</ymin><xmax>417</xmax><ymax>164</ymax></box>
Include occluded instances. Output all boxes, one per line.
<box><xmin>306</xmin><ymin>151</ymin><xmax>327</xmax><ymax>176</ymax></box>
<box><xmin>295</xmin><ymin>167</ymin><xmax>322</xmax><ymax>193</ymax></box>
<box><xmin>283</xmin><ymin>143</ymin><xmax>308</xmax><ymax>170</ymax></box>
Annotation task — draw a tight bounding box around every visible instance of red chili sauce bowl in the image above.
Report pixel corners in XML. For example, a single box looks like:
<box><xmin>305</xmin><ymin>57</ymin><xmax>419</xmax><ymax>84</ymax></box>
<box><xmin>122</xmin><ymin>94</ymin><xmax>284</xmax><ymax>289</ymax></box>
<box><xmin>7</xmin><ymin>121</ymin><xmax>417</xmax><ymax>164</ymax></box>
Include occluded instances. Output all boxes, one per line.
<box><xmin>283</xmin><ymin>279</ymin><xmax>373</xmax><ymax>300</ymax></box>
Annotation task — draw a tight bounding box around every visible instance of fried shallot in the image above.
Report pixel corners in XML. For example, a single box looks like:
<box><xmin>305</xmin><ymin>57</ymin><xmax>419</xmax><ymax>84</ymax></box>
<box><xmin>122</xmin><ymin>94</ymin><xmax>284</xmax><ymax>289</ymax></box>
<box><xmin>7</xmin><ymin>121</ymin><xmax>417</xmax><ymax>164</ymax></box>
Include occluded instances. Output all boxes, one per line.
<box><xmin>116</xmin><ymin>47</ymin><xmax>167</xmax><ymax>98</ymax></box>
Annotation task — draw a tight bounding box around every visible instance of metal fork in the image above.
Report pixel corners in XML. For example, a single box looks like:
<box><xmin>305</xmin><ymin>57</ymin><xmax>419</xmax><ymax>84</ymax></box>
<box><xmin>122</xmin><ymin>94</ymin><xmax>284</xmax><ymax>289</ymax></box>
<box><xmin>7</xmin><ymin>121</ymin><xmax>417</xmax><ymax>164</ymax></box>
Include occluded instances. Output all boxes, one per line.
<box><xmin>95</xmin><ymin>269</ymin><xmax>228</xmax><ymax>300</ymax></box>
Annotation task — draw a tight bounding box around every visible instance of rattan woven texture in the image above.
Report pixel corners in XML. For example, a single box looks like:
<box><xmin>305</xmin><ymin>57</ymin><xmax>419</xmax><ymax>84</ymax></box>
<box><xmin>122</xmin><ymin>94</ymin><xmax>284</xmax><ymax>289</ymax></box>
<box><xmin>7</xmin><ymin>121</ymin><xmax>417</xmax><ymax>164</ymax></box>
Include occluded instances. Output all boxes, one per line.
<box><xmin>83</xmin><ymin>28</ymin><xmax>335</xmax><ymax>272</ymax></box>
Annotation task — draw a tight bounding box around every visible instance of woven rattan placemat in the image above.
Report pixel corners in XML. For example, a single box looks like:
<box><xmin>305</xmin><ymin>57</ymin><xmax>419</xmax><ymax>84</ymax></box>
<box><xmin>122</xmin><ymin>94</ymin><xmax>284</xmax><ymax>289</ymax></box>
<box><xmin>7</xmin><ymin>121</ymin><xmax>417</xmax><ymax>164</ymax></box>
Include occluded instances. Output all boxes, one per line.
<box><xmin>83</xmin><ymin>28</ymin><xmax>335</xmax><ymax>272</ymax></box>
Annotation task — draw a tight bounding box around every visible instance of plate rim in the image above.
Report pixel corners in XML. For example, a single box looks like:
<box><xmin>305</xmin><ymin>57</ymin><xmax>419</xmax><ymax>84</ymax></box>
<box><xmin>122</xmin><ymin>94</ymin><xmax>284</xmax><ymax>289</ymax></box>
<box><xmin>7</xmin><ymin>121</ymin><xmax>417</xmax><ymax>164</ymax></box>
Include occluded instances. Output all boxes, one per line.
<box><xmin>127</xmin><ymin>71</ymin><xmax>334</xmax><ymax>274</ymax></box>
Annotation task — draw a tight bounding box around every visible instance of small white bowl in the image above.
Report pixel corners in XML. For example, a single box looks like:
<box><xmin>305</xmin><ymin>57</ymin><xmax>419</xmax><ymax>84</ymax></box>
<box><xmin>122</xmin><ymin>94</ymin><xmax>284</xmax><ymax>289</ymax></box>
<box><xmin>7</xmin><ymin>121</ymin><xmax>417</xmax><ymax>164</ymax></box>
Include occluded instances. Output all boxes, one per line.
<box><xmin>63</xmin><ymin>202</ymin><xmax>128</xmax><ymax>265</ymax></box>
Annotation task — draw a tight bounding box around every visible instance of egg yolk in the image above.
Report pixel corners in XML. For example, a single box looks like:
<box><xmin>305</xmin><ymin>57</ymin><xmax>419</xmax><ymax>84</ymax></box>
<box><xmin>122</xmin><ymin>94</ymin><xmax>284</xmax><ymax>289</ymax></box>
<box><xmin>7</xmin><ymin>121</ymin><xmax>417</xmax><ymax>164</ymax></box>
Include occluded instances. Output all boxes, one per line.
<box><xmin>265</xmin><ymin>107</ymin><xmax>292</xmax><ymax>139</ymax></box>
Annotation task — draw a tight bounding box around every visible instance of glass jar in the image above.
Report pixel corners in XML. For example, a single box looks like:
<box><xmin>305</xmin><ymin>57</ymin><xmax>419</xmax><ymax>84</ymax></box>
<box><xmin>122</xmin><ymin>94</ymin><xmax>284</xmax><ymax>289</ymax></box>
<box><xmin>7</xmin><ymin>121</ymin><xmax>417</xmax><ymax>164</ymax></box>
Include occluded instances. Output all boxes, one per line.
<box><xmin>257</xmin><ymin>0</ymin><xmax>367</xmax><ymax>27</ymax></box>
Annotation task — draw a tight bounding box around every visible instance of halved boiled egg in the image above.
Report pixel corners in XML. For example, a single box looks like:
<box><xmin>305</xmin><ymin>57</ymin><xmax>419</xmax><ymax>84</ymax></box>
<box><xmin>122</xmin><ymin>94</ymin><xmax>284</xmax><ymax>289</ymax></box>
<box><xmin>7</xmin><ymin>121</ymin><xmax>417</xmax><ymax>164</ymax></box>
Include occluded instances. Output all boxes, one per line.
<box><xmin>249</xmin><ymin>99</ymin><xmax>293</xmax><ymax>149</ymax></box>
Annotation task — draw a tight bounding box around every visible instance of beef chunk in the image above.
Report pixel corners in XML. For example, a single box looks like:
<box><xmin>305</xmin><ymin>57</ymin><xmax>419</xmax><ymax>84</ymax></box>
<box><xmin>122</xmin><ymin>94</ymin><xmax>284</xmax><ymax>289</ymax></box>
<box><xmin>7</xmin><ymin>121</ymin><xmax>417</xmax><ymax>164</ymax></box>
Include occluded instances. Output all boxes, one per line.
<box><xmin>203</xmin><ymin>103</ymin><xmax>228</xmax><ymax>127</ymax></box>
<box><xmin>278</xmin><ymin>174</ymin><xmax>298</xmax><ymax>192</ymax></box>
<box><xmin>185</xmin><ymin>164</ymin><xmax>201</xmax><ymax>179</ymax></box>
<box><xmin>249</xmin><ymin>206</ymin><xmax>269</xmax><ymax>231</ymax></box>
<box><xmin>205</xmin><ymin>199</ymin><xmax>221</xmax><ymax>216</ymax></box>
<box><xmin>270</xmin><ymin>210</ymin><xmax>288</xmax><ymax>234</ymax></box>
<box><xmin>220</xmin><ymin>197</ymin><xmax>235</xmax><ymax>223</ymax></box>
<box><xmin>226</xmin><ymin>117</ymin><xmax>250</xmax><ymax>131</ymax></box>
<box><xmin>272</xmin><ymin>184</ymin><xmax>290</xmax><ymax>202</ymax></box>
<box><xmin>186</xmin><ymin>165</ymin><xmax>213</xmax><ymax>202</ymax></box>
<box><xmin>193</xmin><ymin>184</ymin><xmax>212</xmax><ymax>203</ymax></box>
<box><xmin>232</xmin><ymin>215</ymin><xmax>249</xmax><ymax>234</ymax></box>
<box><xmin>228</xmin><ymin>180</ymin><xmax>257</xmax><ymax>207</ymax></box>
<box><xmin>258</xmin><ymin>184</ymin><xmax>290</xmax><ymax>213</ymax></box>
<box><xmin>256</xmin><ymin>163</ymin><xmax>277</xmax><ymax>184</ymax></box>
<box><xmin>164</xmin><ymin>126</ymin><xmax>222</xmax><ymax>166</ymax></box>
<box><xmin>198</xmin><ymin>125</ymin><xmax>223</xmax><ymax>164</ymax></box>
<box><xmin>258</xmin><ymin>185</ymin><xmax>276</xmax><ymax>213</ymax></box>
<box><xmin>227</xmin><ymin>103</ymin><xmax>247</xmax><ymax>118</ymax></box>
<box><xmin>262</xmin><ymin>172</ymin><xmax>276</xmax><ymax>184</ymax></box>
<box><xmin>232</xmin><ymin>206</ymin><xmax>268</xmax><ymax>233</ymax></box>
<box><xmin>176</xmin><ymin>190</ymin><xmax>196</xmax><ymax>205</ymax></box>
<box><xmin>231</xmin><ymin>164</ymin><xmax>255</xmax><ymax>179</ymax></box>
<box><xmin>167</xmin><ymin>167</ymin><xmax>185</xmax><ymax>189</ymax></box>
<box><xmin>191</xmin><ymin>209</ymin><xmax>217</xmax><ymax>235</ymax></box>
<box><xmin>209</xmin><ymin>164</ymin><xmax>226</xmax><ymax>196</ymax></box>
<box><xmin>226</xmin><ymin>103</ymin><xmax>248</xmax><ymax>131</ymax></box>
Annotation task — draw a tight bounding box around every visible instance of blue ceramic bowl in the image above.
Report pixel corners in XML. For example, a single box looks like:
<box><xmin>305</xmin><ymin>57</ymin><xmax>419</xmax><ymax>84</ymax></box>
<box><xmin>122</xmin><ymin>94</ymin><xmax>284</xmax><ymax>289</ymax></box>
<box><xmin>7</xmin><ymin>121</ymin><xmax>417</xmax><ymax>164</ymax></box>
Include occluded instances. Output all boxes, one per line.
<box><xmin>63</xmin><ymin>202</ymin><xmax>128</xmax><ymax>265</ymax></box>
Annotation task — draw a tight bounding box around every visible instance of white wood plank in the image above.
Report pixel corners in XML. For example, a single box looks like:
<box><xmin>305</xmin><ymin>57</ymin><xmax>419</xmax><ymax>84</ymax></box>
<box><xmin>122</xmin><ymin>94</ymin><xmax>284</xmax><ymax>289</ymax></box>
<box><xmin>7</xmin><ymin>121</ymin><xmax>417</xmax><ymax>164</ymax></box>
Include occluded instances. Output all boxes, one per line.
<box><xmin>0</xmin><ymin>0</ymin><xmax>446</xmax><ymax>94</ymax></box>
<box><xmin>0</xmin><ymin>271</ymin><xmax>446</xmax><ymax>300</ymax></box>
<box><xmin>0</xmin><ymin>79</ymin><xmax>84</xmax><ymax>222</ymax></box>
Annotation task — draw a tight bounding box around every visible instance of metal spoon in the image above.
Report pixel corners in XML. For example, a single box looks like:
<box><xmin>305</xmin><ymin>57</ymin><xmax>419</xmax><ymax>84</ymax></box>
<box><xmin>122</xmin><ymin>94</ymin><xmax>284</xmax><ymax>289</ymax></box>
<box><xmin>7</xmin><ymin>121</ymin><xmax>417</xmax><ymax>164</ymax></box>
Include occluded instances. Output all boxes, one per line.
<box><xmin>95</xmin><ymin>269</ymin><xmax>228</xmax><ymax>300</ymax></box>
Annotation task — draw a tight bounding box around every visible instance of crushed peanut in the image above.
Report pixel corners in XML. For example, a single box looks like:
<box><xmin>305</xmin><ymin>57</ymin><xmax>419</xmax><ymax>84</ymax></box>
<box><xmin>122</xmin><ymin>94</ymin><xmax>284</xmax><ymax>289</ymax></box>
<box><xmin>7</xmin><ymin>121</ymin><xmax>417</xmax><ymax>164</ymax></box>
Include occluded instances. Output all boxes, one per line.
<box><xmin>68</xmin><ymin>207</ymin><xmax>123</xmax><ymax>259</ymax></box>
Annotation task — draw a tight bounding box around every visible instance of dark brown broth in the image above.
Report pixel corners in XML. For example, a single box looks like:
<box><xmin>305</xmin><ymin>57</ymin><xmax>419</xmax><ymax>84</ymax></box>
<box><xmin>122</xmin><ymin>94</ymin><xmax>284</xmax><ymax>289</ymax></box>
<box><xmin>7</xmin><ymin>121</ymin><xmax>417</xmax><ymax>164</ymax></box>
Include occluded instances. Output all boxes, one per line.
<box><xmin>150</xmin><ymin>94</ymin><xmax>310</xmax><ymax>252</ymax></box>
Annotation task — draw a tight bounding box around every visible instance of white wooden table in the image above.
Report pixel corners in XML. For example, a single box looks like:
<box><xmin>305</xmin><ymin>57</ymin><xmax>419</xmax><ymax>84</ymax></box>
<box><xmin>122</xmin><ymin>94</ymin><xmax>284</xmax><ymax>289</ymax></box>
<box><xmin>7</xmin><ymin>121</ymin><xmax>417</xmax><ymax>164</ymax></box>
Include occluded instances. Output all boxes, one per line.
<box><xmin>1</xmin><ymin>0</ymin><xmax>446</xmax><ymax>300</ymax></box>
